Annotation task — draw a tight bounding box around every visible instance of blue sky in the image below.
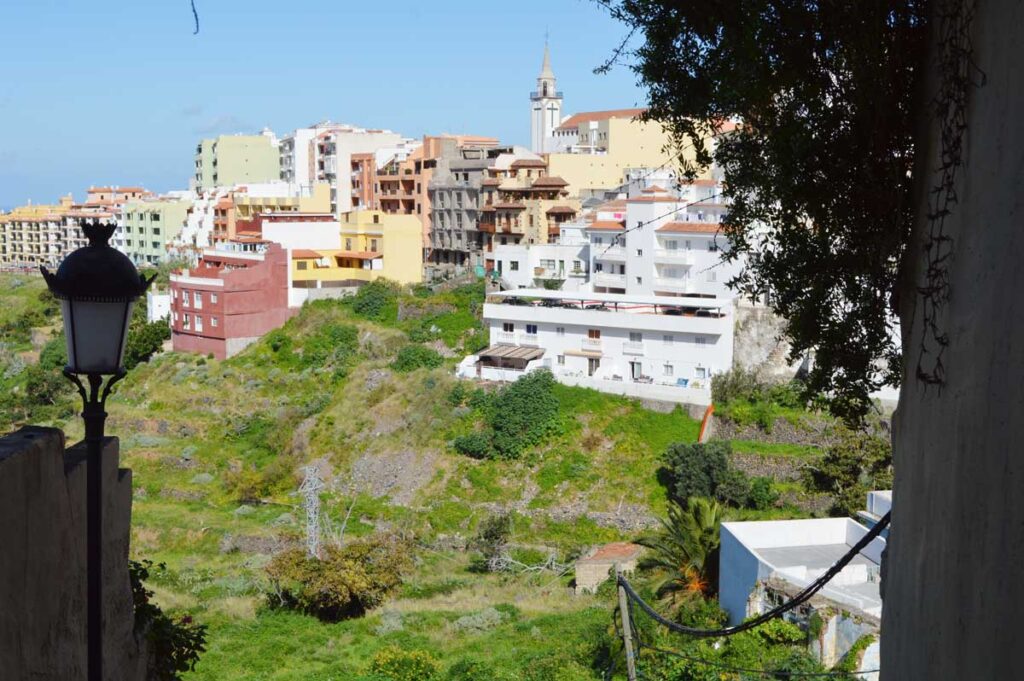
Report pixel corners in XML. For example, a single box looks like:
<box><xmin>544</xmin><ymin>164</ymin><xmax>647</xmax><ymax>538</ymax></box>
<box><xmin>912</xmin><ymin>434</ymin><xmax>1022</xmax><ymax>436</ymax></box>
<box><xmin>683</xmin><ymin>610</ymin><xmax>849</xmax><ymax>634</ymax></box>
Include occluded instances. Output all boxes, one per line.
<box><xmin>0</xmin><ymin>0</ymin><xmax>645</xmax><ymax>208</ymax></box>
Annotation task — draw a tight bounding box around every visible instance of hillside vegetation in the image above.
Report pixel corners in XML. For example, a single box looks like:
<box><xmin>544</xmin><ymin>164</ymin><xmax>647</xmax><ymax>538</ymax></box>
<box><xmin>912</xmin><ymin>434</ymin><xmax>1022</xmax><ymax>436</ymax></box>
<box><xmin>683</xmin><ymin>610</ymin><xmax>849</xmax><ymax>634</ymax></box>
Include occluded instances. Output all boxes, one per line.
<box><xmin>1</xmin><ymin>274</ymin><xmax>851</xmax><ymax>679</ymax></box>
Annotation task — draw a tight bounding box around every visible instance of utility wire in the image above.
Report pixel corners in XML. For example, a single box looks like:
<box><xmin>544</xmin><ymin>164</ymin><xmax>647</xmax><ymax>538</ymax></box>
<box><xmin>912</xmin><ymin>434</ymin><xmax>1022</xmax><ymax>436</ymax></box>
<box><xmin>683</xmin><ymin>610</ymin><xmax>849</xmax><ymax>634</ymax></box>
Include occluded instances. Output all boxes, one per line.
<box><xmin>190</xmin><ymin>0</ymin><xmax>200</xmax><ymax>35</ymax></box>
<box><xmin>618</xmin><ymin>511</ymin><xmax>890</xmax><ymax>638</ymax></box>
<box><xmin>597</xmin><ymin>192</ymin><xmax>724</xmax><ymax>259</ymax></box>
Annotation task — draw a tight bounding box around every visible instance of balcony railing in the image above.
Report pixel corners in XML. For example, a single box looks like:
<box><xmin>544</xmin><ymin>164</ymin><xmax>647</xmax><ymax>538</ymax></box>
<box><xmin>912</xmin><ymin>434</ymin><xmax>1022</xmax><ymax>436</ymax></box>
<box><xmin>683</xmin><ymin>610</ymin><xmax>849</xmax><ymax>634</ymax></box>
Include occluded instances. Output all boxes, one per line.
<box><xmin>654</xmin><ymin>277</ymin><xmax>694</xmax><ymax>292</ymax></box>
<box><xmin>593</xmin><ymin>272</ymin><xmax>626</xmax><ymax>287</ymax></box>
<box><xmin>622</xmin><ymin>341</ymin><xmax>644</xmax><ymax>355</ymax></box>
<box><xmin>519</xmin><ymin>333</ymin><xmax>540</xmax><ymax>347</ymax></box>
<box><xmin>496</xmin><ymin>330</ymin><xmax>515</xmax><ymax>344</ymax></box>
<box><xmin>654</xmin><ymin>249</ymin><xmax>694</xmax><ymax>264</ymax></box>
<box><xmin>593</xmin><ymin>246</ymin><xmax>625</xmax><ymax>260</ymax></box>
<box><xmin>582</xmin><ymin>338</ymin><xmax>602</xmax><ymax>351</ymax></box>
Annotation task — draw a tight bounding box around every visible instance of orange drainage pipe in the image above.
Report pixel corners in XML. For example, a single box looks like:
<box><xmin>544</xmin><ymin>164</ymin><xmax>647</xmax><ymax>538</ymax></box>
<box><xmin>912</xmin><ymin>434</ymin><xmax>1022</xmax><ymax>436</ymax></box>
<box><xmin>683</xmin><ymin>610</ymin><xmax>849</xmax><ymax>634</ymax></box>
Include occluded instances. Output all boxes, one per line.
<box><xmin>697</xmin><ymin>404</ymin><xmax>715</xmax><ymax>443</ymax></box>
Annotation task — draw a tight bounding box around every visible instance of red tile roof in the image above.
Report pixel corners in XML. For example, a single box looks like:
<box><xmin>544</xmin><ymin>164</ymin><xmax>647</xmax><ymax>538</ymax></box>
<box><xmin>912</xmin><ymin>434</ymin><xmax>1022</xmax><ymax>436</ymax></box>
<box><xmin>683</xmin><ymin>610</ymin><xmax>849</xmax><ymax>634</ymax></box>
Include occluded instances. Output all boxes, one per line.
<box><xmin>588</xmin><ymin>220</ymin><xmax>625</xmax><ymax>231</ymax></box>
<box><xmin>511</xmin><ymin>158</ymin><xmax>547</xmax><ymax>168</ymax></box>
<box><xmin>581</xmin><ymin>542</ymin><xmax>643</xmax><ymax>563</ymax></box>
<box><xmin>556</xmin><ymin>108</ymin><xmax>647</xmax><ymax>132</ymax></box>
<box><xmin>545</xmin><ymin>205</ymin><xmax>578</xmax><ymax>215</ymax></box>
<box><xmin>531</xmin><ymin>176</ymin><xmax>569</xmax><ymax>188</ymax></box>
<box><xmin>291</xmin><ymin>249</ymin><xmax>323</xmax><ymax>259</ymax></box>
<box><xmin>336</xmin><ymin>251</ymin><xmax>382</xmax><ymax>259</ymax></box>
<box><xmin>656</xmin><ymin>222</ymin><xmax>723</xmax><ymax>234</ymax></box>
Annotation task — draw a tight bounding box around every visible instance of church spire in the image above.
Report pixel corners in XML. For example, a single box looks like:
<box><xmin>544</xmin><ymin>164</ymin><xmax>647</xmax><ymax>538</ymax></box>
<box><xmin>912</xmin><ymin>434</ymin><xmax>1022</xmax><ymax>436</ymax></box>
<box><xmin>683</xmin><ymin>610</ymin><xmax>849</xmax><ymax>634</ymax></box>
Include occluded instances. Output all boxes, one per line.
<box><xmin>540</xmin><ymin>39</ymin><xmax>554</xmax><ymax>80</ymax></box>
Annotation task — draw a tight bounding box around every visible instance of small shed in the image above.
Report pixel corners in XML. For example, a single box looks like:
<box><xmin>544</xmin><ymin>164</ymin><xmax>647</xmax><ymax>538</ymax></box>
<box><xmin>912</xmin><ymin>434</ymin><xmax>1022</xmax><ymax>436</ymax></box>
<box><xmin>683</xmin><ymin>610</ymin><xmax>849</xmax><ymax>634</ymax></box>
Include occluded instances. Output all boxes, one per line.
<box><xmin>574</xmin><ymin>542</ymin><xmax>643</xmax><ymax>594</ymax></box>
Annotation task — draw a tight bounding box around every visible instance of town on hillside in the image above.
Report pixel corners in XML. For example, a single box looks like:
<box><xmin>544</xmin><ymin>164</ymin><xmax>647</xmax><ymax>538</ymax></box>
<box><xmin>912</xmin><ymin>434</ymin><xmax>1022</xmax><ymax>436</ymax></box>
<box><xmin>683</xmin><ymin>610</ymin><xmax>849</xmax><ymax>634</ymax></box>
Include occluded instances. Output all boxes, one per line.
<box><xmin>4</xmin><ymin>32</ymin><xmax>914</xmax><ymax>681</ymax></box>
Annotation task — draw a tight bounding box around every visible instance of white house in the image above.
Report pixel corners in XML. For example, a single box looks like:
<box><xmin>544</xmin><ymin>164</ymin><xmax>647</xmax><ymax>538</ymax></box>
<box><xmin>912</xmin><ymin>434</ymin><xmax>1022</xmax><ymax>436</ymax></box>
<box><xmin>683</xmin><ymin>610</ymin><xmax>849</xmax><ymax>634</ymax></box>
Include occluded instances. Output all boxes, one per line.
<box><xmin>492</xmin><ymin>222</ymin><xmax>590</xmax><ymax>291</ymax></box>
<box><xmin>457</xmin><ymin>288</ymin><xmax>734</xmax><ymax>404</ymax></box>
<box><xmin>589</xmin><ymin>184</ymin><xmax>740</xmax><ymax>298</ymax></box>
<box><xmin>719</xmin><ymin>517</ymin><xmax>885</xmax><ymax>678</ymax></box>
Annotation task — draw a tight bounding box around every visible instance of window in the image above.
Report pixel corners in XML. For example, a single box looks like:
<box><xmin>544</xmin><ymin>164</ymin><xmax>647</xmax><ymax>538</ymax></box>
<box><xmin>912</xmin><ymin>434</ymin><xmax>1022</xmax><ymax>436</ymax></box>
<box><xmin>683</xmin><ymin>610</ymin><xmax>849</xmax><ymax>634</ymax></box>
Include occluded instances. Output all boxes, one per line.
<box><xmin>173</xmin><ymin>312</ymin><xmax>178</xmax><ymax>322</ymax></box>
<box><xmin>696</xmin><ymin>336</ymin><xmax>707</xmax><ymax>346</ymax></box>
<box><xmin>629</xmin><ymin>332</ymin><xmax>643</xmax><ymax>343</ymax></box>
<box><xmin>588</xmin><ymin>329</ymin><xmax>601</xmax><ymax>339</ymax></box>
<box><xmin>593</xmin><ymin>236</ymin><xmax>603</xmax><ymax>245</ymax></box>
<box><xmin>297</xmin><ymin>261</ymin><xmax>308</xmax><ymax>270</ymax></box>
<box><xmin>194</xmin><ymin>292</ymin><xmax>202</xmax><ymax>309</ymax></box>
<box><xmin>183</xmin><ymin>313</ymin><xmax>191</xmax><ymax>329</ymax></box>
<box><xmin>663</xmin><ymin>334</ymin><xmax>674</xmax><ymax>344</ymax></box>
<box><xmin>636</xmin><ymin>249</ymin><xmax>643</xmax><ymax>257</ymax></box>
<box><xmin>345</xmin><ymin>238</ymin><xmax>352</xmax><ymax>250</ymax></box>
<box><xmin>708</xmin><ymin>241</ymin><xmax>719</xmax><ymax>252</ymax></box>
<box><xmin>595</xmin><ymin>262</ymin><xmax>604</xmax><ymax>272</ymax></box>
<box><xmin>540</xmin><ymin>259</ymin><xmax>556</xmax><ymax>269</ymax></box>
<box><xmin>526</xmin><ymin>324</ymin><xmax>538</xmax><ymax>334</ymax></box>
<box><xmin>557</xmin><ymin>355</ymin><xmax>565</xmax><ymax>366</ymax></box>
<box><xmin>503</xmin><ymin>323</ymin><xmax>515</xmax><ymax>333</ymax></box>
<box><xmin>370</xmin><ymin>239</ymin><xmax>378</xmax><ymax>251</ymax></box>
<box><xmin>153</xmin><ymin>227</ymin><xmax>161</xmax><ymax>236</ymax></box>
<box><xmin>152</xmin><ymin>242</ymin><xmax>159</xmax><ymax>249</ymax></box>
<box><xmin>195</xmin><ymin>316</ymin><xmax>203</xmax><ymax>332</ymax></box>
<box><xmin>152</xmin><ymin>214</ymin><xmax>161</xmax><ymax>222</ymax></box>
<box><xmin>172</xmin><ymin>289</ymin><xmax>177</xmax><ymax>299</ymax></box>
<box><xmin>210</xmin><ymin>293</ymin><xmax>217</xmax><ymax>303</ymax></box>
<box><xmin>210</xmin><ymin>317</ymin><xmax>218</xmax><ymax>328</ymax></box>
<box><xmin>556</xmin><ymin>327</ymin><xmax>565</xmax><ymax>336</ymax></box>
<box><xmin>663</xmin><ymin>364</ymin><xmax>674</xmax><ymax>377</ymax></box>
<box><xmin>572</xmin><ymin>260</ymin><xmax>583</xmax><ymax>272</ymax></box>
<box><xmin>510</xmin><ymin>261</ymin><xmax>519</xmax><ymax>271</ymax></box>
<box><xmin>635</xmin><ymin>276</ymin><xmax>642</xmax><ymax>285</ymax></box>
<box><xmin>706</xmin><ymin>271</ymin><xmax>717</xmax><ymax>282</ymax></box>
<box><xmin>665</xmin><ymin>240</ymin><xmax>678</xmax><ymax>250</ymax></box>
<box><xmin>695</xmin><ymin>367</ymin><xmax>707</xmax><ymax>379</ymax></box>
<box><xmin>182</xmin><ymin>290</ymin><xmax>190</xmax><ymax>305</ymax></box>
<box><xmin>373</xmin><ymin>214</ymin><xmax>380</xmax><ymax>224</ymax></box>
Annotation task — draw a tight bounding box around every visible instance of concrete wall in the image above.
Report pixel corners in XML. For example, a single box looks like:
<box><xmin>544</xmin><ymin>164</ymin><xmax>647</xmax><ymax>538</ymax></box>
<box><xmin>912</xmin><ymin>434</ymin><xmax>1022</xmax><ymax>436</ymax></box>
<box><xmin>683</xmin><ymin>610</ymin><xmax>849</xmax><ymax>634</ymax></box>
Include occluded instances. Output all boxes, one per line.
<box><xmin>885</xmin><ymin>1</ymin><xmax>1024</xmax><ymax>677</ymax></box>
<box><xmin>0</xmin><ymin>427</ymin><xmax>148</xmax><ymax>680</ymax></box>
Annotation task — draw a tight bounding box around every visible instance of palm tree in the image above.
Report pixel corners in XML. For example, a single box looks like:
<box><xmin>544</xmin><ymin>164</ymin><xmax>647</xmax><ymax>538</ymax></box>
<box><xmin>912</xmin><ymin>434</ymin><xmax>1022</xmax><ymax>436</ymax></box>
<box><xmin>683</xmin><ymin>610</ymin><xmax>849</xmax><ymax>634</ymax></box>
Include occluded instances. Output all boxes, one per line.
<box><xmin>636</xmin><ymin>496</ymin><xmax>724</xmax><ymax>606</ymax></box>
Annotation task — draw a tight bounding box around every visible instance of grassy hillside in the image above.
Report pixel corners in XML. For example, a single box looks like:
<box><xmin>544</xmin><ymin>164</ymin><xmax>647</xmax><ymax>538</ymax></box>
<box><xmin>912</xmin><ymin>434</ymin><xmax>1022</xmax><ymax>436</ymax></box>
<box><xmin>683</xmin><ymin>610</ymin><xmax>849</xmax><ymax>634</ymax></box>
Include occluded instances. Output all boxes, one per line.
<box><xmin>3</xmin><ymin>274</ymin><xmax>828</xmax><ymax>679</ymax></box>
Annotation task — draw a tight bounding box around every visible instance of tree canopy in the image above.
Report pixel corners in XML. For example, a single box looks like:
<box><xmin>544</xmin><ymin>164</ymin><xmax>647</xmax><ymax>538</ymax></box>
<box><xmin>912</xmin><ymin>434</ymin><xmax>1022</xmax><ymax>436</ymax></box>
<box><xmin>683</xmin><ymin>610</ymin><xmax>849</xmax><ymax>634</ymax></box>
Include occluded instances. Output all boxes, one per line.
<box><xmin>598</xmin><ymin>0</ymin><xmax>929</xmax><ymax>420</ymax></box>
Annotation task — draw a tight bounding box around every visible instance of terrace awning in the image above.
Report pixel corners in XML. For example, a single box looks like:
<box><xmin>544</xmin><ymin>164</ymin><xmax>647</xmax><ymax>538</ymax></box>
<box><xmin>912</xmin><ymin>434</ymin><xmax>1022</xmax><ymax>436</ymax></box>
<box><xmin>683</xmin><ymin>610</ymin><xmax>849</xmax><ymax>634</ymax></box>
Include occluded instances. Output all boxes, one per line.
<box><xmin>478</xmin><ymin>345</ymin><xmax>545</xmax><ymax>362</ymax></box>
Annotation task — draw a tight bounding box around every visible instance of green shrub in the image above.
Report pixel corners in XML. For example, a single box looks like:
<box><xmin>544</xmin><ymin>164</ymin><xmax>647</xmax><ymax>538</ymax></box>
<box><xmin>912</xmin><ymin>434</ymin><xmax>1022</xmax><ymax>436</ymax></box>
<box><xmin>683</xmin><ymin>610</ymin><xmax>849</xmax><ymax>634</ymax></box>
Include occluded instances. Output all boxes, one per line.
<box><xmin>350</xmin><ymin>279</ymin><xmax>400</xmax><ymax>321</ymax></box>
<box><xmin>749</xmin><ymin>477</ymin><xmax>781</xmax><ymax>510</ymax></box>
<box><xmin>39</xmin><ymin>334</ymin><xmax>67</xmax><ymax>371</ymax></box>
<box><xmin>370</xmin><ymin>647</ymin><xmax>440</xmax><ymax>681</ymax></box>
<box><xmin>452</xmin><ymin>432</ymin><xmax>491</xmax><ymax>459</ymax></box>
<box><xmin>662</xmin><ymin>441</ymin><xmax>731</xmax><ymax>504</ymax></box>
<box><xmin>391</xmin><ymin>344</ymin><xmax>443</xmax><ymax>372</ymax></box>
<box><xmin>446</xmin><ymin>658</ymin><xmax>520</xmax><ymax>681</ymax></box>
<box><xmin>488</xmin><ymin>370</ymin><xmax>560</xmax><ymax>459</ymax></box>
<box><xmin>124</xmin><ymin>319</ymin><xmax>171</xmax><ymax>370</ymax></box>
<box><xmin>265</xmin><ymin>535</ymin><xmax>412</xmax><ymax>622</ymax></box>
<box><xmin>447</xmin><ymin>382</ymin><xmax>469</xmax><ymax>406</ymax></box>
<box><xmin>470</xmin><ymin>513</ymin><xmax>511</xmax><ymax>572</ymax></box>
<box><xmin>715</xmin><ymin>467</ymin><xmax>752</xmax><ymax>507</ymax></box>
<box><xmin>802</xmin><ymin>426</ymin><xmax>892</xmax><ymax>516</ymax></box>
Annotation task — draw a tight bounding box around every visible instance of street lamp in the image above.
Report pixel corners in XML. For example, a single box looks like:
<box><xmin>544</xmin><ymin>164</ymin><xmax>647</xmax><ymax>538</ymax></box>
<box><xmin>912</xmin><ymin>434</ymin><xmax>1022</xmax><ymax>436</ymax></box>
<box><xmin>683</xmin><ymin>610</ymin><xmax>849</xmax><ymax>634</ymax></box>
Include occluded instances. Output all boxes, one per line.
<box><xmin>40</xmin><ymin>219</ymin><xmax>153</xmax><ymax>681</ymax></box>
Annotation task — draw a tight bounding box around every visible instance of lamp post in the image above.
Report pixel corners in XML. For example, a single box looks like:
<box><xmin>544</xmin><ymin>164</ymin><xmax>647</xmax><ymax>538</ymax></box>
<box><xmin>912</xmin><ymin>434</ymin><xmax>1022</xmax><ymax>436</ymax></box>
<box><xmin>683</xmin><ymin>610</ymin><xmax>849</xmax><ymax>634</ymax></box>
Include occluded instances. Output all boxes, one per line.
<box><xmin>41</xmin><ymin>219</ymin><xmax>153</xmax><ymax>681</ymax></box>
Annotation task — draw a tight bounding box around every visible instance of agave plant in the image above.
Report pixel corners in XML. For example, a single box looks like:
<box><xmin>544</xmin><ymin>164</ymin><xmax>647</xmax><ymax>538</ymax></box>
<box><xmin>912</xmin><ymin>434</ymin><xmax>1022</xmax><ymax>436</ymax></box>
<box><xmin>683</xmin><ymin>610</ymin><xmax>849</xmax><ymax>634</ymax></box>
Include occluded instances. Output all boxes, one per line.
<box><xmin>636</xmin><ymin>496</ymin><xmax>724</xmax><ymax>606</ymax></box>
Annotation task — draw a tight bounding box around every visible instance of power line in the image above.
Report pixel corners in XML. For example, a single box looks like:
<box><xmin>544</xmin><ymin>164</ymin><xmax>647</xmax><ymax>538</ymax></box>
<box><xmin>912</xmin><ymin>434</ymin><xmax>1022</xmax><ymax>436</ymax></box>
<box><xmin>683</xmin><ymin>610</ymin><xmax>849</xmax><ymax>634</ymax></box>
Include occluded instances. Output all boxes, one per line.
<box><xmin>618</xmin><ymin>510</ymin><xmax>890</xmax><ymax>639</ymax></box>
<box><xmin>597</xmin><ymin>192</ymin><xmax>724</xmax><ymax>258</ymax></box>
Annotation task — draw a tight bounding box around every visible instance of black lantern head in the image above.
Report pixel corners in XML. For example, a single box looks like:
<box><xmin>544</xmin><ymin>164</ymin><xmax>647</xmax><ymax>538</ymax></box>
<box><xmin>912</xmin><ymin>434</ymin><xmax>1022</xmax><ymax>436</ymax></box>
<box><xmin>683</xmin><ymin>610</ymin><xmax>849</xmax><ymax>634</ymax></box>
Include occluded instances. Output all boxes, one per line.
<box><xmin>40</xmin><ymin>219</ymin><xmax>155</xmax><ymax>375</ymax></box>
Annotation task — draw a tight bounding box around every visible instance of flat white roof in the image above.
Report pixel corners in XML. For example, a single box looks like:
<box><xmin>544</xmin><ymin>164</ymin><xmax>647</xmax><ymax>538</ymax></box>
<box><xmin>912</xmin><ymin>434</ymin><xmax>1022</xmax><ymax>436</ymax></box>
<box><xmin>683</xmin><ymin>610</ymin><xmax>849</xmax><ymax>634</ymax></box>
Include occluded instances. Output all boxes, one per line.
<box><xmin>491</xmin><ymin>288</ymin><xmax>733</xmax><ymax>309</ymax></box>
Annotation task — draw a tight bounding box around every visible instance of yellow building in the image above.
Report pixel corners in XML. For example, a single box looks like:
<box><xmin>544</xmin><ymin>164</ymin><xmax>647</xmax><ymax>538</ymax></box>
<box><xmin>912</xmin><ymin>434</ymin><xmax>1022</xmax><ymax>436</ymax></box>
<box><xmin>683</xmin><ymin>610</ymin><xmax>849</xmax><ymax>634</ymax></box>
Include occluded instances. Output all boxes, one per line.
<box><xmin>289</xmin><ymin>209</ymin><xmax>423</xmax><ymax>288</ymax></box>
<box><xmin>545</xmin><ymin>110</ymin><xmax>713</xmax><ymax>195</ymax></box>
<box><xmin>233</xmin><ymin>182</ymin><xmax>332</xmax><ymax>221</ymax></box>
<box><xmin>0</xmin><ymin>197</ymin><xmax>73</xmax><ymax>266</ymax></box>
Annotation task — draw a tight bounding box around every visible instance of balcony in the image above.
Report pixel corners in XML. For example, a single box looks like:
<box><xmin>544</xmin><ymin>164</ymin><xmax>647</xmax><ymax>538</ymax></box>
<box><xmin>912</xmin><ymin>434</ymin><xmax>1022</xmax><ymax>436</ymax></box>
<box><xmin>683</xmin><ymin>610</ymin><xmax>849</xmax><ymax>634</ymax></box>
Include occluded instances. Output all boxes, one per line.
<box><xmin>654</xmin><ymin>277</ymin><xmax>695</xmax><ymax>293</ymax></box>
<box><xmin>654</xmin><ymin>249</ymin><xmax>694</xmax><ymax>265</ymax></box>
<box><xmin>581</xmin><ymin>337</ymin><xmax>602</xmax><ymax>352</ymax></box>
<box><xmin>519</xmin><ymin>333</ymin><xmax>540</xmax><ymax>347</ymax></box>
<box><xmin>593</xmin><ymin>245</ymin><xmax>625</xmax><ymax>261</ymax></box>
<box><xmin>622</xmin><ymin>341</ymin><xmax>644</xmax><ymax>355</ymax></box>
<box><xmin>496</xmin><ymin>330</ymin><xmax>515</xmax><ymax>344</ymax></box>
<box><xmin>593</xmin><ymin>272</ymin><xmax>626</xmax><ymax>288</ymax></box>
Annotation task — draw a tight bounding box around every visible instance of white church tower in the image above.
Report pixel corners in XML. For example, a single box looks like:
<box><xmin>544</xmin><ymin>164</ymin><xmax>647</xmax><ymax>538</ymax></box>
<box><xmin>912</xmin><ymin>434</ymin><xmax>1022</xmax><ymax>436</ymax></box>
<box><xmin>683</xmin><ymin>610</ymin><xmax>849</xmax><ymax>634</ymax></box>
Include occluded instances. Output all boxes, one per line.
<box><xmin>530</xmin><ymin>42</ymin><xmax>563</xmax><ymax>153</ymax></box>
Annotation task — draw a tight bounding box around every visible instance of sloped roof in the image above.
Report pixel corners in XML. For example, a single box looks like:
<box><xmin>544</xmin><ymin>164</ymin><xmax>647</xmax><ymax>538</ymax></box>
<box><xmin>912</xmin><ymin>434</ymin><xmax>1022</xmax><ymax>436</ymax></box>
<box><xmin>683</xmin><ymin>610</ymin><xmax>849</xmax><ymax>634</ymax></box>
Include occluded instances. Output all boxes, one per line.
<box><xmin>556</xmin><ymin>108</ymin><xmax>647</xmax><ymax>132</ymax></box>
<box><xmin>531</xmin><ymin>176</ymin><xmax>569</xmax><ymax>188</ymax></box>
<box><xmin>587</xmin><ymin>220</ymin><xmax>625</xmax><ymax>231</ymax></box>
<box><xmin>656</xmin><ymin>222</ymin><xmax>722</xmax><ymax>234</ymax></box>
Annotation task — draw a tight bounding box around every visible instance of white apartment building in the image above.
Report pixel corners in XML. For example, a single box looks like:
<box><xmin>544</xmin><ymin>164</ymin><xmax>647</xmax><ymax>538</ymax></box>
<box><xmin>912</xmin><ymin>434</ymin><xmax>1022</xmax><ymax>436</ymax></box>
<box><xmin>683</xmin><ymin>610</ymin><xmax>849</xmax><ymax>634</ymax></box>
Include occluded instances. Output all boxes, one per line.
<box><xmin>492</xmin><ymin>223</ymin><xmax>590</xmax><ymax>291</ymax></box>
<box><xmin>589</xmin><ymin>184</ymin><xmax>739</xmax><ymax>298</ymax></box>
<box><xmin>457</xmin><ymin>288</ymin><xmax>735</xmax><ymax>404</ymax></box>
<box><xmin>281</xmin><ymin>122</ymin><xmax>408</xmax><ymax>215</ymax></box>
<box><xmin>458</xmin><ymin>181</ymin><xmax>744</xmax><ymax>404</ymax></box>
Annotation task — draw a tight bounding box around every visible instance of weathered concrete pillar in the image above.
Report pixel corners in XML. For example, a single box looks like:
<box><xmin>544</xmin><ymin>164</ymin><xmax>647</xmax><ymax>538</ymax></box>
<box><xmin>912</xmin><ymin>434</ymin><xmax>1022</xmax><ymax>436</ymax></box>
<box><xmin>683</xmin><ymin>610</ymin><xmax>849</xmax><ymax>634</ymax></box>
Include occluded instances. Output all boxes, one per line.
<box><xmin>0</xmin><ymin>427</ymin><xmax>149</xmax><ymax>680</ymax></box>
<box><xmin>884</xmin><ymin>0</ymin><xmax>1024</xmax><ymax>677</ymax></box>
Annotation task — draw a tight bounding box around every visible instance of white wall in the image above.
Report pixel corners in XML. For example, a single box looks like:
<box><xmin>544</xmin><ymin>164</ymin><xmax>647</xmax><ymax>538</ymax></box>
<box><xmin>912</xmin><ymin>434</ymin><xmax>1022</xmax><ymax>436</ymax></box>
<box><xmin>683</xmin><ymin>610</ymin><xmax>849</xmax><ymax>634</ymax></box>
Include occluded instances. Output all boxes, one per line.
<box><xmin>262</xmin><ymin>220</ymin><xmax>339</xmax><ymax>251</ymax></box>
<box><xmin>493</xmin><ymin>242</ymin><xmax>590</xmax><ymax>291</ymax></box>
<box><xmin>146</xmin><ymin>291</ymin><xmax>171</xmax><ymax>323</ymax></box>
<box><xmin>483</xmin><ymin>300</ymin><xmax>734</xmax><ymax>390</ymax></box>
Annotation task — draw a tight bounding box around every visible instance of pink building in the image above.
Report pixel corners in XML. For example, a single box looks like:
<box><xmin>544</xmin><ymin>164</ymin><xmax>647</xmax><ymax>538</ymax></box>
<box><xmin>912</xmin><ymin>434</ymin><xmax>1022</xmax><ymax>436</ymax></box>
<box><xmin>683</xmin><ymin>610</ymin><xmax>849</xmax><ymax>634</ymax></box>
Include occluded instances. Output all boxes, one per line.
<box><xmin>169</xmin><ymin>243</ymin><xmax>293</xmax><ymax>359</ymax></box>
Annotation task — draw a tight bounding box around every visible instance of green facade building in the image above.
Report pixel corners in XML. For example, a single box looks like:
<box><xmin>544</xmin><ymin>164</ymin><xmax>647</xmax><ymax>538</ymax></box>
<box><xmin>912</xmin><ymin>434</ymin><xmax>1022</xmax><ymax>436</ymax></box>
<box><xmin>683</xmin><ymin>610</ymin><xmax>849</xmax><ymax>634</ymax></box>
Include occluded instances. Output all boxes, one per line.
<box><xmin>121</xmin><ymin>198</ymin><xmax>193</xmax><ymax>265</ymax></box>
<box><xmin>193</xmin><ymin>133</ymin><xmax>281</xmax><ymax>191</ymax></box>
